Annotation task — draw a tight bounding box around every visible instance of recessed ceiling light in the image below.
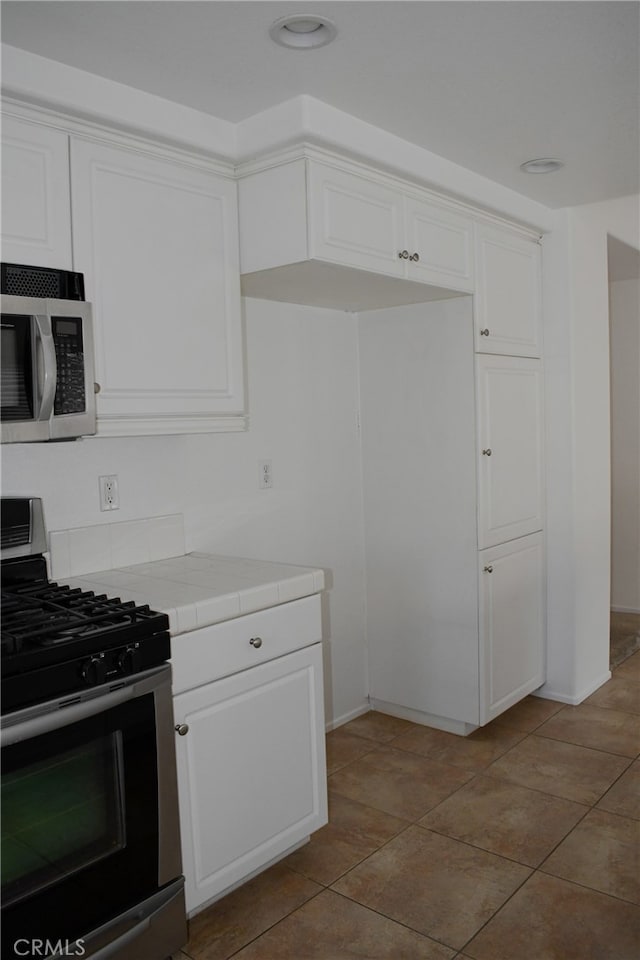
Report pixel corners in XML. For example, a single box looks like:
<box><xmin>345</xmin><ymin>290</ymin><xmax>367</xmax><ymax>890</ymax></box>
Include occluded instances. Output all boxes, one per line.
<box><xmin>520</xmin><ymin>158</ymin><xmax>565</xmax><ymax>174</ymax></box>
<box><xmin>269</xmin><ymin>14</ymin><xmax>337</xmax><ymax>49</ymax></box>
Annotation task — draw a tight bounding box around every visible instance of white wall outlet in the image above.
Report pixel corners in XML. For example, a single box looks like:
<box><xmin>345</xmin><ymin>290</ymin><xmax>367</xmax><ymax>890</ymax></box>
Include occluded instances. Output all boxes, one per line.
<box><xmin>258</xmin><ymin>460</ymin><xmax>273</xmax><ymax>489</ymax></box>
<box><xmin>99</xmin><ymin>475</ymin><xmax>119</xmax><ymax>511</ymax></box>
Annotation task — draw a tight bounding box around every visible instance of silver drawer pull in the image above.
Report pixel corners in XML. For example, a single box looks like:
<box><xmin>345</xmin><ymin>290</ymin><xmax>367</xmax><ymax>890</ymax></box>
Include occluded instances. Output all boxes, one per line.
<box><xmin>482</xmin><ymin>448</ymin><xmax>492</xmax><ymax>457</ymax></box>
<box><xmin>249</xmin><ymin>636</ymin><xmax>263</xmax><ymax>649</ymax></box>
<box><xmin>484</xmin><ymin>565</ymin><xmax>494</xmax><ymax>573</ymax></box>
<box><xmin>480</xmin><ymin>328</ymin><xmax>490</xmax><ymax>337</ymax></box>
<box><xmin>175</xmin><ymin>723</ymin><xmax>189</xmax><ymax>736</ymax></box>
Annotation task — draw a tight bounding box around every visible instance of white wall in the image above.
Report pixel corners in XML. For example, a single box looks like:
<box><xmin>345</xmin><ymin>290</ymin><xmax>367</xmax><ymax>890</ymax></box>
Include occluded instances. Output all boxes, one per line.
<box><xmin>541</xmin><ymin>195</ymin><xmax>640</xmax><ymax>703</ymax></box>
<box><xmin>609</xmin><ymin>277</ymin><xmax>640</xmax><ymax>612</ymax></box>
<box><xmin>0</xmin><ymin>298</ymin><xmax>369</xmax><ymax>727</ymax></box>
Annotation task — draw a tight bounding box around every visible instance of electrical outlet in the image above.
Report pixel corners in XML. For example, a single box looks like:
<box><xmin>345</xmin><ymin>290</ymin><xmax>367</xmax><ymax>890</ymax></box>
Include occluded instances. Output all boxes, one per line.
<box><xmin>99</xmin><ymin>475</ymin><xmax>119</xmax><ymax>511</ymax></box>
<box><xmin>258</xmin><ymin>460</ymin><xmax>273</xmax><ymax>489</ymax></box>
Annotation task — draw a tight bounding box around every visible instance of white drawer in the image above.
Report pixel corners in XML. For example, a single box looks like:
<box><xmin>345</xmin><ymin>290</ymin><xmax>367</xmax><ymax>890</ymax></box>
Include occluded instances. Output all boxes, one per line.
<box><xmin>170</xmin><ymin>594</ymin><xmax>322</xmax><ymax>694</ymax></box>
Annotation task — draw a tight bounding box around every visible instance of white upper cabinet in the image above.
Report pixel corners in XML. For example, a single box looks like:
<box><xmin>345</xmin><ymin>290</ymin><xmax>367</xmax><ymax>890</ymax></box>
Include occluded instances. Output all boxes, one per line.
<box><xmin>239</xmin><ymin>156</ymin><xmax>474</xmax><ymax>310</ymax></box>
<box><xmin>403</xmin><ymin>194</ymin><xmax>475</xmax><ymax>290</ymax></box>
<box><xmin>476</xmin><ymin>354</ymin><xmax>544</xmax><ymax>548</ymax></box>
<box><xmin>70</xmin><ymin>137</ymin><xmax>245</xmax><ymax>435</ymax></box>
<box><xmin>475</xmin><ymin>224</ymin><xmax>542</xmax><ymax>357</ymax></box>
<box><xmin>1</xmin><ymin>115</ymin><xmax>72</xmax><ymax>269</ymax></box>
<box><xmin>307</xmin><ymin>162</ymin><xmax>406</xmax><ymax>278</ymax></box>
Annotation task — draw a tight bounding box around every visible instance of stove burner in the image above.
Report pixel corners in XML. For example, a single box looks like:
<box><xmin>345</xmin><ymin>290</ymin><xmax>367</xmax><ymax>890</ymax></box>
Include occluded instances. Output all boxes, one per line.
<box><xmin>1</xmin><ymin>575</ymin><xmax>171</xmax><ymax>713</ymax></box>
<box><xmin>1</xmin><ymin>583</ymin><xmax>164</xmax><ymax>650</ymax></box>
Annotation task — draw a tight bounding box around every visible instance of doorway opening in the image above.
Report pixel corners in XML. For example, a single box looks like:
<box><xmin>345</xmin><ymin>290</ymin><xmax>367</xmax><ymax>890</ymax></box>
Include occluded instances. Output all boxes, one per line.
<box><xmin>608</xmin><ymin>235</ymin><xmax>640</xmax><ymax>668</ymax></box>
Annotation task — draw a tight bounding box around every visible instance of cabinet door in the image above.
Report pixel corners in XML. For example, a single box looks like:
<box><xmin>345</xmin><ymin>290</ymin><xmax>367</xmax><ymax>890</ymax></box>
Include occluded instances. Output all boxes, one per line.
<box><xmin>307</xmin><ymin>162</ymin><xmax>405</xmax><ymax>278</ymax></box>
<box><xmin>476</xmin><ymin>355</ymin><xmax>544</xmax><ymax>548</ymax></box>
<box><xmin>479</xmin><ymin>532</ymin><xmax>545</xmax><ymax>723</ymax></box>
<box><xmin>405</xmin><ymin>196</ymin><xmax>474</xmax><ymax>292</ymax></box>
<box><xmin>174</xmin><ymin>643</ymin><xmax>327</xmax><ymax>915</ymax></box>
<box><xmin>475</xmin><ymin>224</ymin><xmax>542</xmax><ymax>357</ymax></box>
<box><xmin>70</xmin><ymin>138</ymin><xmax>244</xmax><ymax>435</ymax></box>
<box><xmin>1</xmin><ymin>115</ymin><xmax>72</xmax><ymax>269</ymax></box>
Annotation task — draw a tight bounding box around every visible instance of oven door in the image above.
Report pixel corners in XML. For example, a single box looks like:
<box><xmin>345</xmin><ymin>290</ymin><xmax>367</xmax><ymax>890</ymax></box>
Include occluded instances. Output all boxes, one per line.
<box><xmin>0</xmin><ymin>295</ymin><xmax>55</xmax><ymax>443</ymax></box>
<box><xmin>1</xmin><ymin>665</ymin><xmax>183</xmax><ymax>959</ymax></box>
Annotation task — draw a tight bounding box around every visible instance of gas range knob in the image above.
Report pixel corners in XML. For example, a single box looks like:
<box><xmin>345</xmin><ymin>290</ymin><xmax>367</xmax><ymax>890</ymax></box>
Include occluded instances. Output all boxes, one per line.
<box><xmin>117</xmin><ymin>645</ymin><xmax>140</xmax><ymax>675</ymax></box>
<box><xmin>81</xmin><ymin>654</ymin><xmax>106</xmax><ymax>686</ymax></box>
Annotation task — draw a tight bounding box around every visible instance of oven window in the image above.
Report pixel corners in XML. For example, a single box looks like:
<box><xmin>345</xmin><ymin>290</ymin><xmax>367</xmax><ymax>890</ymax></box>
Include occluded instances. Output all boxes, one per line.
<box><xmin>1</xmin><ymin>732</ymin><xmax>125</xmax><ymax>907</ymax></box>
<box><xmin>2</xmin><ymin>692</ymin><xmax>161</xmax><ymax>954</ymax></box>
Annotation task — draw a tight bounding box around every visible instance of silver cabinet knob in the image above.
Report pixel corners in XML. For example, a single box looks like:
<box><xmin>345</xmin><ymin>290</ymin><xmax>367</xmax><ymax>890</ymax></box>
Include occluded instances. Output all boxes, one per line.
<box><xmin>482</xmin><ymin>448</ymin><xmax>492</xmax><ymax>456</ymax></box>
<box><xmin>175</xmin><ymin>723</ymin><xmax>189</xmax><ymax>736</ymax></box>
<box><xmin>409</xmin><ymin>252</ymin><xmax>420</xmax><ymax>262</ymax></box>
<box><xmin>249</xmin><ymin>636</ymin><xmax>263</xmax><ymax>649</ymax></box>
<box><xmin>484</xmin><ymin>565</ymin><xmax>494</xmax><ymax>573</ymax></box>
<box><xmin>398</xmin><ymin>250</ymin><xmax>410</xmax><ymax>259</ymax></box>
<box><xmin>94</xmin><ymin>382</ymin><xmax>101</xmax><ymax>394</ymax></box>
<box><xmin>480</xmin><ymin>328</ymin><xmax>490</xmax><ymax>337</ymax></box>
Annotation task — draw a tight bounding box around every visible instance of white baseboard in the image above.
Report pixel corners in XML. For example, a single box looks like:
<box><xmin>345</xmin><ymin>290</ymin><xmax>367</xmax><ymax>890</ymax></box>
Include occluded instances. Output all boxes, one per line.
<box><xmin>325</xmin><ymin>701</ymin><xmax>370</xmax><ymax>732</ymax></box>
<box><xmin>534</xmin><ymin>669</ymin><xmax>612</xmax><ymax>706</ymax></box>
<box><xmin>369</xmin><ymin>699</ymin><xmax>477</xmax><ymax>736</ymax></box>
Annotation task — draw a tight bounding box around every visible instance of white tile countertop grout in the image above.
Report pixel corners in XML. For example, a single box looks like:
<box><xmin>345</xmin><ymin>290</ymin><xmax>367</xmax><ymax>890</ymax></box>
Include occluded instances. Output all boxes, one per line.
<box><xmin>62</xmin><ymin>553</ymin><xmax>326</xmax><ymax>636</ymax></box>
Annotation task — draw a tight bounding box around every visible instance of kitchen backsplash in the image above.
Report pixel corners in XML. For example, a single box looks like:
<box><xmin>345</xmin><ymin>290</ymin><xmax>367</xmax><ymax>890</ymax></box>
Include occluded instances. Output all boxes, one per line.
<box><xmin>48</xmin><ymin>513</ymin><xmax>185</xmax><ymax>579</ymax></box>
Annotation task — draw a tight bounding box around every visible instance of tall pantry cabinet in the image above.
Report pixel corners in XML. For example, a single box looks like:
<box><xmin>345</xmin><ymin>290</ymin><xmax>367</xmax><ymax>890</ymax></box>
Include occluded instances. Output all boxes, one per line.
<box><xmin>361</xmin><ymin>223</ymin><xmax>545</xmax><ymax>733</ymax></box>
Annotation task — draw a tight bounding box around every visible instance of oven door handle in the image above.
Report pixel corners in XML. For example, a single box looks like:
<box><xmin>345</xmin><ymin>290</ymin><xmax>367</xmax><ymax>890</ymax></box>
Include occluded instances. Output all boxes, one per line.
<box><xmin>71</xmin><ymin>877</ymin><xmax>185</xmax><ymax>960</ymax></box>
<box><xmin>0</xmin><ymin>667</ymin><xmax>169</xmax><ymax>747</ymax></box>
<box><xmin>82</xmin><ymin>913</ymin><xmax>150</xmax><ymax>960</ymax></box>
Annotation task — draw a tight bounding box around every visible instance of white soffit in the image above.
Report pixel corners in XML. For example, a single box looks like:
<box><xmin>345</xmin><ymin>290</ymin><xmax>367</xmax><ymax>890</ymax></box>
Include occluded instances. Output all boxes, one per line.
<box><xmin>1</xmin><ymin>1</ymin><xmax>638</xmax><ymax>209</ymax></box>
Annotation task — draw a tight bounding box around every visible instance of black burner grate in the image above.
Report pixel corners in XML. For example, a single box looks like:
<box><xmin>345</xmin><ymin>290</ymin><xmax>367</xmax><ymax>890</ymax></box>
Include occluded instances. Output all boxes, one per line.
<box><xmin>1</xmin><ymin>582</ymin><xmax>168</xmax><ymax>659</ymax></box>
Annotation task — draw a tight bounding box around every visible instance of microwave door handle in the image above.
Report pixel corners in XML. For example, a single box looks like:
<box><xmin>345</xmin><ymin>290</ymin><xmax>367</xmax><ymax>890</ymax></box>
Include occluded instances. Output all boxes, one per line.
<box><xmin>33</xmin><ymin>313</ymin><xmax>57</xmax><ymax>421</ymax></box>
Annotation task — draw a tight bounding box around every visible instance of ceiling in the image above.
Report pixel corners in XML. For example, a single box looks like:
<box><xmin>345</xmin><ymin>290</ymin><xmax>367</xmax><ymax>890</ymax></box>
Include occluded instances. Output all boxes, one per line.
<box><xmin>1</xmin><ymin>1</ymin><xmax>639</xmax><ymax>209</ymax></box>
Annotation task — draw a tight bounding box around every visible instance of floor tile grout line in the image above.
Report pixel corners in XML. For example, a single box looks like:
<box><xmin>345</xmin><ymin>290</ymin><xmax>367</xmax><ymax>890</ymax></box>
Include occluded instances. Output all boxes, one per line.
<box><xmin>531</xmin><ymin>728</ymin><xmax>640</xmax><ymax>760</ymax></box>
<box><xmin>411</xmin><ymin>815</ymin><xmax>587</xmax><ymax>873</ymax></box>
<box><xmin>286</xmin><ymin>818</ymin><xmax>418</xmax><ymax>889</ymax></box>
<box><xmin>535</xmin><ymin>862</ymin><xmax>640</xmax><ymax>907</ymax></box>
<box><xmin>322</xmin><ymin>885</ymin><xmax>465</xmax><ymax>956</ymax></box>
<box><xmin>456</xmin><ymin>861</ymin><xmax>537</xmax><ymax>956</ymax></box>
<box><xmin>222</xmin><ymin>884</ymin><xmax>328</xmax><ymax>960</ymax></box>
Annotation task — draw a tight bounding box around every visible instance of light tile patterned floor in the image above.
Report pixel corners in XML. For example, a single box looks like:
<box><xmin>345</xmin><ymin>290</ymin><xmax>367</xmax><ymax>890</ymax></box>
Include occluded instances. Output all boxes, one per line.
<box><xmin>175</xmin><ymin>650</ymin><xmax>640</xmax><ymax>960</ymax></box>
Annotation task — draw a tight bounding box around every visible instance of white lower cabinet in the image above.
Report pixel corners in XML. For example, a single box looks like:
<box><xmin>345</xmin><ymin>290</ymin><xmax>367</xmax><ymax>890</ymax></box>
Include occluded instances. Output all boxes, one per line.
<box><xmin>479</xmin><ymin>532</ymin><xmax>545</xmax><ymax>723</ymax></box>
<box><xmin>171</xmin><ymin>599</ymin><xmax>327</xmax><ymax>916</ymax></box>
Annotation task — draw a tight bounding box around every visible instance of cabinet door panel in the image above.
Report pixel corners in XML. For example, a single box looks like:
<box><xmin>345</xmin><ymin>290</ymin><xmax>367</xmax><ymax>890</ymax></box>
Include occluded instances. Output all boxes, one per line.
<box><xmin>406</xmin><ymin>197</ymin><xmax>474</xmax><ymax>291</ymax></box>
<box><xmin>174</xmin><ymin>643</ymin><xmax>327</xmax><ymax>915</ymax></box>
<box><xmin>308</xmin><ymin>162</ymin><xmax>405</xmax><ymax>277</ymax></box>
<box><xmin>475</xmin><ymin>225</ymin><xmax>541</xmax><ymax>356</ymax></box>
<box><xmin>479</xmin><ymin>532</ymin><xmax>545</xmax><ymax>723</ymax></box>
<box><xmin>1</xmin><ymin>116</ymin><xmax>72</xmax><ymax>269</ymax></box>
<box><xmin>477</xmin><ymin>355</ymin><xmax>544</xmax><ymax>548</ymax></box>
<box><xmin>71</xmin><ymin>138</ymin><xmax>244</xmax><ymax>433</ymax></box>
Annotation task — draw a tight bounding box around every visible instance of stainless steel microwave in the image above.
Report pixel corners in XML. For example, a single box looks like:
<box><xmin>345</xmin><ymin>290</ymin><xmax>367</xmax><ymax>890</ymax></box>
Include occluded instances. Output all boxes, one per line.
<box><xmin>1</xmin><ymin>290</ymin><xmax>97</xmax><ymax>443</ymax></box>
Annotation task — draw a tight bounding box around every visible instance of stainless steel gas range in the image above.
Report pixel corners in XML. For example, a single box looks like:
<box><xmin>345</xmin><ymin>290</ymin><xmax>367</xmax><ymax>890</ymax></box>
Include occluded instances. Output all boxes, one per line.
<box><xmin>1</xmin><ymin>497</ymin><xmax>187</xmax><ymax>960</ymax></box>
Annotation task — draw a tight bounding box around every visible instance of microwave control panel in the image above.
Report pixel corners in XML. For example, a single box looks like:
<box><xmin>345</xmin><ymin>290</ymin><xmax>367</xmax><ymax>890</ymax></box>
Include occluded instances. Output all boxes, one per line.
<box><xmin>53</xmin><ymin>317</ymin><xmax>86</xmax><ymax>415</ymax></box>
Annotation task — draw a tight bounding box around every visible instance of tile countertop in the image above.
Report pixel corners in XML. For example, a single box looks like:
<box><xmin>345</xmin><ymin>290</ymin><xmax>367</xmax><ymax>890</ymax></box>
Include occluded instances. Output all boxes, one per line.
<box><xmin>64</xmin><ymin>553</ymin><xmax>326</xmax><ymax>636</ymax></box>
